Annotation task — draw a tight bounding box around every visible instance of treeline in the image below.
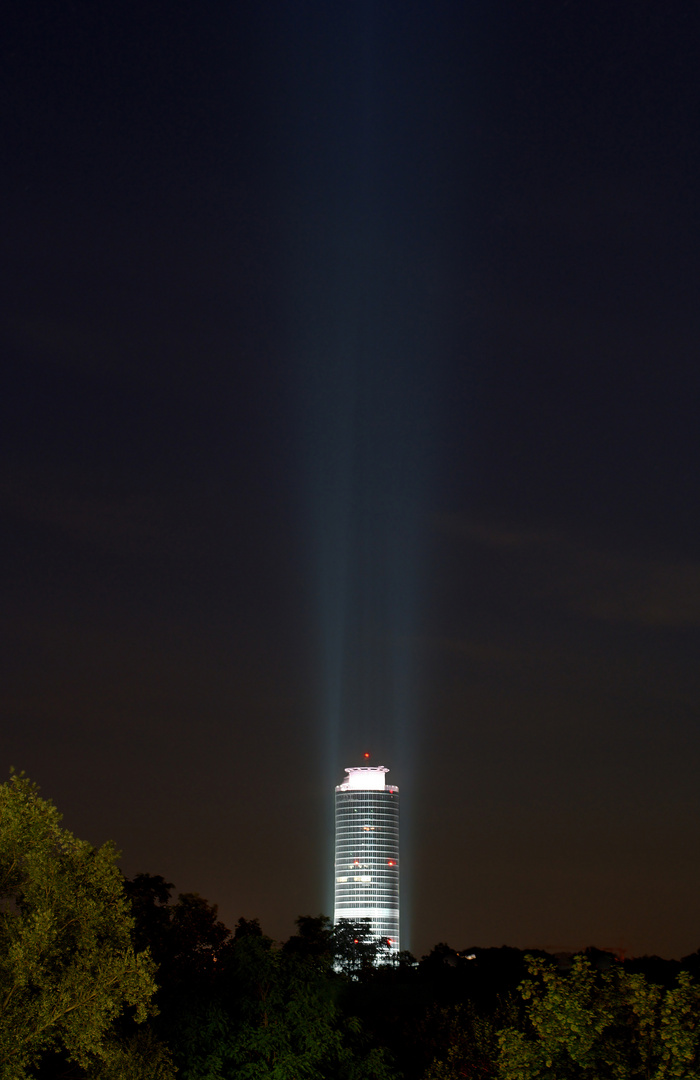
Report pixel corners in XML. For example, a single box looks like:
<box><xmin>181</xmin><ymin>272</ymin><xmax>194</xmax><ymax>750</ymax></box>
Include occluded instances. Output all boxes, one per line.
<box><xmin>3</xmin><ymin>773</ymin><xmax>700</xmax><ymax>1079</ymax></box>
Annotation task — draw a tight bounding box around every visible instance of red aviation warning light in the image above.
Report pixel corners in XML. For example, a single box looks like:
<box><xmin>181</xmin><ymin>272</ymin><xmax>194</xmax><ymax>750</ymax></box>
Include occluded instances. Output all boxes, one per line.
<box><xmin>387</xmin><ymin>859</ymin><xmax>396</xmax><ymax>866</ymax></box>
<box><xmin>363</xmin><ymin>751</ymin><xmax>370</xmax><ymax>759</ymax></box>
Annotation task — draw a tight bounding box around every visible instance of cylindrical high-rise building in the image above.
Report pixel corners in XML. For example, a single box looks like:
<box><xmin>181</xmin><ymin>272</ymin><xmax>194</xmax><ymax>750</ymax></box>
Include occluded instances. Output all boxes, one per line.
<box><xmin>334</xmin><ymin>765</ymin><xmax>399</xmax><ymax>955</ymax></box>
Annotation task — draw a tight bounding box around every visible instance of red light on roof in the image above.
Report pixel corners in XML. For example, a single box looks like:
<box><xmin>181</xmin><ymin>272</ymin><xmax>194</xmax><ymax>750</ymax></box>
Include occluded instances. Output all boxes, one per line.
<box><xmin>363</xmin><ymin>751</ymin><xmax>370</xmax><ymax>759</ymax></box>
<box><xmin>353</xmin><ymin>939</ymin><xmax>359</xmax><ymax>944</ymax></box>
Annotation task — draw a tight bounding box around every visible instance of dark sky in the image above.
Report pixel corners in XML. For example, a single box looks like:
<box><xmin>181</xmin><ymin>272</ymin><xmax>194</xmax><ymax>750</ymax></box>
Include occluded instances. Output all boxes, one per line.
<box><xmin>2</xmin><ymin>1</ymin><xmax>700</xmax><ymax>959</ymax></box>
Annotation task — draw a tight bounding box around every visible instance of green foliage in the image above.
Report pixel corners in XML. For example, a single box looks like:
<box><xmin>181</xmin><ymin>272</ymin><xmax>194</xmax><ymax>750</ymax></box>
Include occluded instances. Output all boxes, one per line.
<box><xmin>164</xmin><ymin>925</ymin><xmax>398</xmax><ymax>1080</ymax></box>
<box><xmin>0</xmin><ymin>773</ymin><xmax>161</xmax><ymax>1079</ymax></box>
<box><xmin>657</xmin><ymin>972</ymin><xmax>700</xmax><ymax>1078</ymax></box>
<box><xmin>331</xmin><ymin>918</ymin><xmax>386</xmax><ymax>975</ymax></box>
<box><xmin>124</xmin><ymin>873</ymin><xmax>231</xmax><ymax>993</ymax></box>
<box><xmin>422</xmin><ymin>1000</ymin><xmax>514</xmax><ymax>1079</ymax></box>
<box><xmin>282</xmin><ymin>914</ymin><xmax>334</xmax><ymax>968</ymax></box>
<box><xmin>123</xmin><ymin>874</ymin><xmax>175</xmax><ymax>962</ymax></box>
<box><xmin>497</xmin><ymin>954</ymin><xmax>700</xmax><ymax>1080</ymax></box>
<box><xmin>85</xmin><ymin>1026</ymin><xmax>178</xmax><ymax>1080</ymax></box>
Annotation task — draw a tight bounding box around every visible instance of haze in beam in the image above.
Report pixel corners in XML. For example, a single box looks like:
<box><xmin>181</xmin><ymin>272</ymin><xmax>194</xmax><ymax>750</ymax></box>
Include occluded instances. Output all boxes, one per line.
<box><xmin>275</xmin><ymin>4</ymin><xmax>449</xmax><ymax>936</ymax></box>
<box><xmin>281</xmin><ymin>8</ymin><xmax>441</xmax><ymax>783</ymax></box>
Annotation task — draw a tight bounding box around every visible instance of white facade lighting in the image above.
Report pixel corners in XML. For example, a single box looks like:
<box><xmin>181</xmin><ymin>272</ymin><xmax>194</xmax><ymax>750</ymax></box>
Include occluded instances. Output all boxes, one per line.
<box><xmin>334</xmin><ymin>763</ymin><xmax>400</xmax><ymax>957</ymax></box>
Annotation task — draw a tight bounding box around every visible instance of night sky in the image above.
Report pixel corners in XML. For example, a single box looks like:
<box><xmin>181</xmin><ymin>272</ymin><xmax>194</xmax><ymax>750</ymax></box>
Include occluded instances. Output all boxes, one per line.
<box><xmin>3</xmin><ymin>2</ymin><xmax>700</xmax><ymax>960</ymax></box>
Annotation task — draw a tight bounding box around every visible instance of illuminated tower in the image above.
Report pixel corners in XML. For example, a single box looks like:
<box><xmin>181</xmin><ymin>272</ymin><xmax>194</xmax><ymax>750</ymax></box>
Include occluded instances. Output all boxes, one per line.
<box><xmin>334</xmin><ymin>764</ymin><xmax>400</xmax><ymax>956</ymax></box>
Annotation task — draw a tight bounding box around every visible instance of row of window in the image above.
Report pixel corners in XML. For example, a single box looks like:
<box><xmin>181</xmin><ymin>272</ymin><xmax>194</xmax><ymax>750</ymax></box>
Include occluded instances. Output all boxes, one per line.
<box><xmin>336</xmin><ymin>892</ymin><xmax>398</xmax><ymax>901</ymax></box>
<box><xmin>336</xmin><ymin>873</ymin><xmax>398</xmax><ymax>882</ymax></box>
<box><xmin>336</xmin><ymin>835</ymin><xmax>398</xmax><ymax>842</ymax></box>
<box><xmin>336</xmin><ymin>839</ymin><xmax>398</xmax><ymax>846</ymax></box>
<box><xmin>336</xmin><ymin>864</ymin><xmax>398</xmax><ymax>872</ymax></box>
<box><xmin>336</xmin><ymin>817</ymin><xmax>397</xmax><ymax>824</ymax></box>
<box><xmin>336</xmin><ymin>803</ymin><xmax>398</xmax><ymax>811</ymax></box>
<box><xmin>336</xmin><ymin>837</ymin><xmax>398</xmax><ymax>844</ymax></box>
<box><xmin>336</xmin><ymin>849</ymin><xmax>398</xmax><ymax>856</ymax></box>
<box><xmin>336</xmin><ymin>882</ymin><xmax>398</xmax><ymax>889</ymax></box>
<box><xmin>336</xmin><ymin>897</ymin><xmax>398</xmax><ymax>908</ymax></box>
<box><xmin>336</xmin><ymin>814</ymin><xmax>398</xmax><ymax>824</ymax></box>
<box><xmin>336</xmin><ymin>860</ymin><xmax>398</xmax><ymax>868</ymax></box>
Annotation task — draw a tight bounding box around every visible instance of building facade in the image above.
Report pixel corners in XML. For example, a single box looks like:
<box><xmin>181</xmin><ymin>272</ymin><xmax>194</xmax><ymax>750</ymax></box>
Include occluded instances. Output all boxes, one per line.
<box><xmin>334</xmin><ymin>764</ymin><xmax>399</xmax><ymax>956</ymax></box>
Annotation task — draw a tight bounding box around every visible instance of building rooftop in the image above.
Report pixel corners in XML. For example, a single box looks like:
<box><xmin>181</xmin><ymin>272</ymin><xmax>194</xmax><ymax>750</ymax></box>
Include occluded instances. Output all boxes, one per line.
<box><xmin>336</xmin><ymin>765</ymin><xmax>397</xmax><ymax>792</ymax></box>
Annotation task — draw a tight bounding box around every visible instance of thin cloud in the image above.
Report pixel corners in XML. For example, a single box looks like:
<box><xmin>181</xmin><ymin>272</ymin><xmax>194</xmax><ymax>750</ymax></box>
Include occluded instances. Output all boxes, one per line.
<box><xmin>572</xmin><ymin>553</ymin><xmax>700</xmax><ymax>628</ymax></box>
<box><xmin>0</xmin><ymin>465</ymin><xmax>164</xmax><ymax>556</ymax></box>
<box><xmin>439</xmin><ymin>513</ymin><xmax>700</xmax><ymax>628</ymax></box>
<box><xmin>437</xmin><ymin>513</ymin><xmax>562</xmax><ymax>549</ymax></box>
